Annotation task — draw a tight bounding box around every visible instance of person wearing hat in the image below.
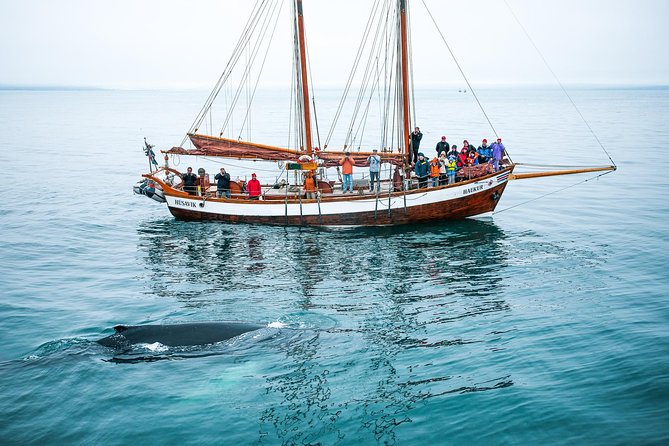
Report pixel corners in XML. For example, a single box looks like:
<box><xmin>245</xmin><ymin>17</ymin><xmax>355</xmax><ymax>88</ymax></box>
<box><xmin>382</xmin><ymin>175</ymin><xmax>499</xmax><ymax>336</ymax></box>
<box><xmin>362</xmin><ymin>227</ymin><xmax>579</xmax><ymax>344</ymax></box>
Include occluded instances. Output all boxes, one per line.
<box><xmin>247</xmin><ymin>172</ymin><xmax>262</xmax><ymax>200</ymax></box>
<box><xmin>429</xmin><ymin>156</ymin><xmax>441</xmax><ymax>187</ymax></box>
<box><xmin>478</xmin><ymin>138</ymin><xmax>492</xmax><ymax>164</ymax></box>
<box><xmin>181</xmin><ymin>166</ymin><xmax>198</xmax><ymax>196</ymax></box>
<box><xmin>367</xmin><ymin>148</ymin><xmax>382</xmax><ymax>193</ymax></box>
<box><xmin>446</xmin><ymin>156</ymin><xmax>457</xmax><ymax>184</ymax></box>
<box><xmin>414</xmin><ymin>153</ymin><xmax>429</xmax><ymax>189</ymax></box>
<box><xmin>456</xmin><ymin>146</ymin><xmax>468</xmax><ymax>169</ymax></box>
<box><xmin>410</xmin><ymin>127</ymin><xmax>423</xmax><ymax>165</ymax></box>
<box><xmin>339</xmin><ymin>152</ymin><xmax>355</xmax><ymax>193</ymax></box>
<box><xmin>490</xmin><ymin>137</ymin><xmax>505</xmax><ymax>171</ymax></box>
<box><xmin>435</xmin><ymin>136</ymin><xmax>450</xmax><ymax>157</ymax></box>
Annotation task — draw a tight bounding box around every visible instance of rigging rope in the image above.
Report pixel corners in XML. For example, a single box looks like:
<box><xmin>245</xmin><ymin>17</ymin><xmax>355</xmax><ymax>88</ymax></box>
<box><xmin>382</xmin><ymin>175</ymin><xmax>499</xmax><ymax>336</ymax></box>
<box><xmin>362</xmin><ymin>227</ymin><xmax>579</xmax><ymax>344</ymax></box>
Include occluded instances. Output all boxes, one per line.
<box><xmin>304</xmin><ymin>27</ymin><xmax>323</xmax><ymax>151</ymax></box>
<box><xmin>406</xmin><ymin>0</ymin><xmax>417</xmax><ymax>132</ymax></box>
<box><xmin>349</xmin><ymin>1</ymin><xmax>394</xmax><ymax>149</ymax></box>
<box><xmin>419</xmin><ymin>0</ymin><xmax>504</xmax><ymax>156</ymax></box>
<box><xmin>287</xmin><ymin>34</ymin><xmax>296</xmax><ymax>150</ymax></box>
<box><xmin>345</xmin><ymin>1</ymin><xmax>390</xmax><ymax>148</ymax></box>
<box><xmin>502</xmin><ymin>0</ymin><xmax>616</xmax><ymax>168</ymax></box>
<box><xmin>182</xmin><ymin>0</ymin><xmax>268</xmax><ymax>146</ymax></box>
<box><xmin>236</xmin><ymin>0</ymin><xmax>285</xmax><ymax>140</ymax></box>
<box><xmin>221</xmin><ymin>0</ymin><xmax>279</xmax><ymax>136</ymax></box>
<box><xmin>324</xmin><ymin>0</ymin><xmax>385</xmax><ymax>148</ymax></box>
<box><xmin>495</xmin><ymin>169</ymin><xmax>615</xmax><ymax>214</ymax></box>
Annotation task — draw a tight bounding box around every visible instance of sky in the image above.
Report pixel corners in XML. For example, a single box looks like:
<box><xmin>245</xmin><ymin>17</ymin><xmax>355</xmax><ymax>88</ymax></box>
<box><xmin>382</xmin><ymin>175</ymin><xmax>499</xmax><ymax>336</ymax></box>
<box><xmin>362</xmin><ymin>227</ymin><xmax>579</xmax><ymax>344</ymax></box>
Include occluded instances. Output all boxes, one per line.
<box><xmin>0</xmin><ymin>0</ymin><xmax>667</xmax><ymax>89</ymax></box>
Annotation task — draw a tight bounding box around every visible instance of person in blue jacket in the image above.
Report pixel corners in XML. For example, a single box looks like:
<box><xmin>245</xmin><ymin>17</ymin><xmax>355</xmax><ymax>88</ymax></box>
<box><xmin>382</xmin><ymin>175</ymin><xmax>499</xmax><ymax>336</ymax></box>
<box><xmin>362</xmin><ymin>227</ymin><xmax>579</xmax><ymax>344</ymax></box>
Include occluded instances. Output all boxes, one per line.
<box><xmin>477</xmin><ymin>138</ymin><xmax>492</xmax><ymax>164</ymax></box>
<box><xmin>414</xmin><ymin>153</ymin><xmax>429</xmax><ymax>188</ymax></box>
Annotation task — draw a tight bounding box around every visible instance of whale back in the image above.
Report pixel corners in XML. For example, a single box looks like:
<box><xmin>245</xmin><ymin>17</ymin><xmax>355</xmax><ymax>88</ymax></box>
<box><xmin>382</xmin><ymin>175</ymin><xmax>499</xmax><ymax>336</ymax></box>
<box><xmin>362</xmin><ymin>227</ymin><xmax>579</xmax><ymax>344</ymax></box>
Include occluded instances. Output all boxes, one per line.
<box><xmin>97</xmin><ymin>322</ymin><xmax>264</xmax><ymax>348</ymax></box>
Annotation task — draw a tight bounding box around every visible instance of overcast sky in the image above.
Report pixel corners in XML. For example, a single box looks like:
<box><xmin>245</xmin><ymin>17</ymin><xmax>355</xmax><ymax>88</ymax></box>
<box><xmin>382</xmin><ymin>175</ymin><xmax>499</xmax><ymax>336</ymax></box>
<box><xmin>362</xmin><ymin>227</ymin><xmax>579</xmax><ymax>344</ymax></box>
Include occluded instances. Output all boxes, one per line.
<box><xmin>0</xmin><ymin>0</ymin><xmax>667</xmax><ymax>89</ymax></box>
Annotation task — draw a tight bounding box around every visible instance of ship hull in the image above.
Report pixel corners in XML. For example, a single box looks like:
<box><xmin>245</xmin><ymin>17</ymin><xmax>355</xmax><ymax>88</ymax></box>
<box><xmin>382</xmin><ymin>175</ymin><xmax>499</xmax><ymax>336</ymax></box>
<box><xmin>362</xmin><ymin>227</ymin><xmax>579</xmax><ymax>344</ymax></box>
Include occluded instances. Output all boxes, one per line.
<box><xmin>160</xmin><ymin>166</ymin><xmax>513</xmax><ymax>227</ymax></box>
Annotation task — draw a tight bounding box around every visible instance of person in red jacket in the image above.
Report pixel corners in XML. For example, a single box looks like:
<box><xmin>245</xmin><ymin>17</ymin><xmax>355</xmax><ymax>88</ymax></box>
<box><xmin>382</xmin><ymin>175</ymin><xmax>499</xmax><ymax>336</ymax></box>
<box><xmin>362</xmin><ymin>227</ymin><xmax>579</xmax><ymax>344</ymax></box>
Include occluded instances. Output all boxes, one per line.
<box><xmin>457</xmin><ymin>147</ymin><xmax>468</xmax><ymax>169</ymax></box>
<box><xmin>247</xmin><ymin>173</ymin><xmax>262</xmax><ymax>200</ymax></box>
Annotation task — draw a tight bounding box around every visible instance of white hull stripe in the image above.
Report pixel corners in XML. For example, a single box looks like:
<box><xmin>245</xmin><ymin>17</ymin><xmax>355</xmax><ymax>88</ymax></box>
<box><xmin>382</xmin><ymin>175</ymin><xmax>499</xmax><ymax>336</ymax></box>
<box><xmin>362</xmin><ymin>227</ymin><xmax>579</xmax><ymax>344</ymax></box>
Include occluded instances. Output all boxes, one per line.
<box><xmin>165</xmin><ymin>177</ymin><xmax>503</xmax><ymax>218</ymax></box>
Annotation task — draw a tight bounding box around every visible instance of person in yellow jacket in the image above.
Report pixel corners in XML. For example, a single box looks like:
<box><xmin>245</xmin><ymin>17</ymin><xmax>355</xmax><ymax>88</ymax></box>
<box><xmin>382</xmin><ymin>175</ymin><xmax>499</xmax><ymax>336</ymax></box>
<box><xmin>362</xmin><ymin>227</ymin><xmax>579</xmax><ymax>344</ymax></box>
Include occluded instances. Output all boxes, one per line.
<box><xmin>447</xmin><ymin>156</ymin><xmax>457</xmax><ymax>184</ymax></box>
<box><xmin>429</xmin><ymin>157</ymin><xmax>441</xmax><ymax>187</ymax></box>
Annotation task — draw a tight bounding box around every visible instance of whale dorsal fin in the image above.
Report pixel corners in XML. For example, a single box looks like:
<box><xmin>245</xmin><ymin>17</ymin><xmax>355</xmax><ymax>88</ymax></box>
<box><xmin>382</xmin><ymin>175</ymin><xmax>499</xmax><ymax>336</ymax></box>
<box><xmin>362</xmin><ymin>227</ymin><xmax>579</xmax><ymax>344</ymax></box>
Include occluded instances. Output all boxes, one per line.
<box><xmin>113</xmin><ymin>325</ymin><xmax>129</xmax><ymax>333</ymax></box>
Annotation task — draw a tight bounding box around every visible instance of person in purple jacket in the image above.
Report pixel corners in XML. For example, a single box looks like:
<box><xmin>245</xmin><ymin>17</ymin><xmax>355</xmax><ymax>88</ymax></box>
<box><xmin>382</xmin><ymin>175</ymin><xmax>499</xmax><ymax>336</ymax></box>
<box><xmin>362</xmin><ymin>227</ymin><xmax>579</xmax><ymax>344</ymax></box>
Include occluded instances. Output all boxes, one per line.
<box><xmin>491</xmin><ymin>137</ymin><xmax>505</xmax><ymax>171</ymax></box>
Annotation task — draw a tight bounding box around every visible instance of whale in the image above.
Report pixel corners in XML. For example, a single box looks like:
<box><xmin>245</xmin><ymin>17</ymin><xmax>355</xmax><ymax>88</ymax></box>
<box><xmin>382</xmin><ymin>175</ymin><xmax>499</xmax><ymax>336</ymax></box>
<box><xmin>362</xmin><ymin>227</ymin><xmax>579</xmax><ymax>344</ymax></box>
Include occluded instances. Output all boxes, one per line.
<box><xmin>97</xmin><ymin>322</ymin><xmax>265</xmax><ymax>349</ymax></box>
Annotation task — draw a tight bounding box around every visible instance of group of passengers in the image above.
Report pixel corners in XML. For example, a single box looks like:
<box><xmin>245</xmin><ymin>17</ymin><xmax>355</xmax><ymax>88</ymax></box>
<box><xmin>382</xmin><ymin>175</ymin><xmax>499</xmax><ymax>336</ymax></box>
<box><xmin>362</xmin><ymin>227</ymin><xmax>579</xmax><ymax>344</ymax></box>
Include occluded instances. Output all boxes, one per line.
<box><xmin>179</xmin><ymin>129</ymin><xmax>506</xmax><ymax>198</ymax></box>
<box><xmin>181</xmin><ymin>167</ymin><xmax>262</xmax><ymax>199</ymax></box>
<box><xmin>411</xmin><ymin>127</ymin><xmax>506</xmax><ymax>188</ymax></box>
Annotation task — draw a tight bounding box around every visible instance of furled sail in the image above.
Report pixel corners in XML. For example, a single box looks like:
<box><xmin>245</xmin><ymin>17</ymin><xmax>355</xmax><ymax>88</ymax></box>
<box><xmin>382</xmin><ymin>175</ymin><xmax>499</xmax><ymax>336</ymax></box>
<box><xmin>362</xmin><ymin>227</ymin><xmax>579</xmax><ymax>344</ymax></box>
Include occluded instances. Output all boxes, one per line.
<box><xmin>166</xmin><ymin>133</ymin><xmax>406</xmax><ymax>167</ymax></box>
<box><xmin>166</xmin><ymin>134</ymin><xmax>302</xmax><ymax>161</ymax></box>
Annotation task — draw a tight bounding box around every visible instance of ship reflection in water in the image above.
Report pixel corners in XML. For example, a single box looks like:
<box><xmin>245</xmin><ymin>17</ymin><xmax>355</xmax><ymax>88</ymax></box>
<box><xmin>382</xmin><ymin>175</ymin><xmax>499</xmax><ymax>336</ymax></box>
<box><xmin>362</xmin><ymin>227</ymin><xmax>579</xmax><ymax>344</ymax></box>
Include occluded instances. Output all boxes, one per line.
<box><xmin>137</xmin><ymin>220</ymin><xmax>513</xmax><ymax>444</ymax></box>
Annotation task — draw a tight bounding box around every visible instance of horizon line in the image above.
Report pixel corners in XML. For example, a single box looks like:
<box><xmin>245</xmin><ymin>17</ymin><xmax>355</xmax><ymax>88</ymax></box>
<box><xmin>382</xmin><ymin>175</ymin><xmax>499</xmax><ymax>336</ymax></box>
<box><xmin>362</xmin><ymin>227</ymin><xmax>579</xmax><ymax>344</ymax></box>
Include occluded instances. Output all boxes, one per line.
<box><xmin>2</xmin><ymin>82</ymin><xmax>668</xmax><ymax>92</ymax></box>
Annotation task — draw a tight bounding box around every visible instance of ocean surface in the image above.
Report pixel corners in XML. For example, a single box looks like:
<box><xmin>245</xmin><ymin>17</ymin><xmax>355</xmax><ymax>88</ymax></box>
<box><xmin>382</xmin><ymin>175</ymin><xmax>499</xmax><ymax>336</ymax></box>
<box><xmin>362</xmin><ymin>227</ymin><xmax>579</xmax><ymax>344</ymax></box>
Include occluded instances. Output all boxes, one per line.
<box><xmin>1</xmin><ymin>86</ymin><xmax>668</xmax><ymax>445</ymax></box>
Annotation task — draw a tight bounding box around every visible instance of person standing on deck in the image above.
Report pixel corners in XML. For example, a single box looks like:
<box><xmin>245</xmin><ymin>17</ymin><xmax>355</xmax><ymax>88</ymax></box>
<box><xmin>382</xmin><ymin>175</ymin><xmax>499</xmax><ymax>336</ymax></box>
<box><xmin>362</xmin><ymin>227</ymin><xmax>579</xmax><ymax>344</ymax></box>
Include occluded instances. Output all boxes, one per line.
<box><xmin>392</xmin><ymin>166</ymin><xmax>403</xmax><ymax>192</ymax></box>
<box><xmin>410</xmin><ymin>127</ymin><xmax>423</xmax><ymax>165</ymax></box>
<box><xmin>247</xmin><ymin>173</ymin><xmax>262</xmax><ymax>200</ymax></box>
<box><xmin>478</xmin><ymin>139</ymin><xmax>492</xmax><ymax>164</ymax></box>
<box><xmin>303</xmin><ymin>171</ymin><xmax>317</xmax><ymax>199</ymax></box>
<box><xmin>491</xmin><ymin>137</ymin><xmax>505</xmax><ymax>171</ymax></box>
<box><xmin>181</xmin><ymin>167</ymin><xmax>198</xmax><ymax>196</ymax></box>
<box><xmin>214</xmin><ymin>167</ymin><xmax>231</xmax><ymax>198</ymax></box>
<box><xmin>438</xmin><ymin>151</ymin><xmax>448</xmax><ymax>185</ymax></box>
<box><xmin>447</xmin><ymin>144</ymin><xmax>459</xmax><ymax>160</ymax></box>
<box><xmin>456</xmin><ymin>147</ymin><xmax>468</xmax><ymax>169</ymax></box>
<box><xmin>447</xmin><ymin>156</ymin><xmax>457</xmax><ymax>184</ymax></box>
<box><xmin>414</xmin><ymin>153</ymin><xmax>429</xmax><ymax>189</ymax></box>
<box><xmin>435</xmin><ymin>136</ymin><xmax>450</xmax><ymax>157</ymax></box>
<box><xmin>196</xmin><ymin>168</ymin><xmax>210</xmax><ymax>196</ymax></box>
<box><xmin>339</xmin><ymin>152</ymin><xmax>355</xmax><ymax>193</ymax></box>
<box><xmin>429</xmin><ymin>157</ymin><xmax>441</xmax><ymax>187</ymax></box>
<box><xmin>462</xmin><ymin>140</ymin><xmax>473</xmax><ymax>154</ymax></box>
<box><xmin>367</xmin><ymin>149</ymin><xmax>381</xmax><ymax>192</ymax></box>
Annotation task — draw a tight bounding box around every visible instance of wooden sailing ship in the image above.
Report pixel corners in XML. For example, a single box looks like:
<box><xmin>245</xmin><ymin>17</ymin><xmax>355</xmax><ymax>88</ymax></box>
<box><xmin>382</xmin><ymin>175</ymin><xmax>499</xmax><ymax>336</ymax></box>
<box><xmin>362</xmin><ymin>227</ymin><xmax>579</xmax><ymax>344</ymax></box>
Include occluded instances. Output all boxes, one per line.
<box><xmin>136</xmin><ymin>0</ymin><xmax>614</xmax><ymax>227</ymax></box>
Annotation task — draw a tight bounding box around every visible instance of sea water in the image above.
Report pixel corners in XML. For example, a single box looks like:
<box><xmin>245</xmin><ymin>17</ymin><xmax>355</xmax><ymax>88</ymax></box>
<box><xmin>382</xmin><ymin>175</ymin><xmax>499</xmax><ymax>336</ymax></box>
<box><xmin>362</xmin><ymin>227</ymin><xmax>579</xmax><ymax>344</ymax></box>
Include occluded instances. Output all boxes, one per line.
<box><xmin>0</xmin><ymin>87</ymin><xmax>668</xmax><ymax>445</ymax></box>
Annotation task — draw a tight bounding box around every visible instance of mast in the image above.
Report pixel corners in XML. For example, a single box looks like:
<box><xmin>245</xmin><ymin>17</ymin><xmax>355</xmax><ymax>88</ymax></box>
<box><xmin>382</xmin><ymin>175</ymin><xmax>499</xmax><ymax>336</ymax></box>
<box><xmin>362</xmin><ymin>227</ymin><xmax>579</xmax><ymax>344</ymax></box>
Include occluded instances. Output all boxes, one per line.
<box><xmin>399</xmin><ymin>0</ymin><xmax>411</xmax><ymax>160</ymax></box>
<box><xmin>296</xmin><ymin>0</ymin><xmax>313</xmax><ymax>155</ymax></box>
